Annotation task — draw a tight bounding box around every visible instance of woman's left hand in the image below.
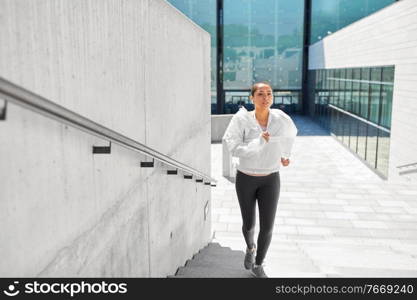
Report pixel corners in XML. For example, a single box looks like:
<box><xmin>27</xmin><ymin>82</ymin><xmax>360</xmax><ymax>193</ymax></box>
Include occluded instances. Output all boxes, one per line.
<box><xmin>281</xmin><ymin>158</ymin><xmax>290</xmax><ymax>167</ymax></box>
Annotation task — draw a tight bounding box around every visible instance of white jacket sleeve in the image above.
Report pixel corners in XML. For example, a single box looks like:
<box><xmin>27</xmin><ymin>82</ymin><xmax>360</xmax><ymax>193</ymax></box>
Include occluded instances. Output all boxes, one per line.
<box><xmin>222</xmin><ymin>114</ymin><xmax>266</xmax><ymax>158</ymax></box>
<box><xmin>279</xmin><ymin>113</ymin><xmax>298</xmax><ymax>158</ymax></box>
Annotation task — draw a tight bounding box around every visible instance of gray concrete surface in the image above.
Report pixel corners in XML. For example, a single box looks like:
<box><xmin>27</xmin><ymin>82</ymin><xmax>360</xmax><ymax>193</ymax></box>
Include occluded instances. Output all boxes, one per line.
<box><xmin>211</xmin><ymin>114</ymin><xmax>233</xmax><ymax>143</ymax></box>
<box><xmin>0</xmin><ymin>0</ymin><xmax>211</xmax><ymax>277</ymax></box>
<box><xmin>211</xmin><ymin>115</ymin><xmax>417</xmax><ymax>277</ymax></box>
<box><xmin>309</xmin><ymin>0</ymin><xmax>417</xmax><ymax>182</ymax></box>
<box><xmin>171</xmin><ymin>243</ymin><xmax>253</xmax><ymax>278</ymax></box>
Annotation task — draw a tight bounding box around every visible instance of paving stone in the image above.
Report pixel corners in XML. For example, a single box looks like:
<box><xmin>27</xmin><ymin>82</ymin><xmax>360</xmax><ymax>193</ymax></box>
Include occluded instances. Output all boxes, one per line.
<box><xmin>274</xmin><ymin>225</ymin><xmax>299</xmax><ymax>235</ymax></box>
<box><xmin>212</xmin><ymin>207</ymin><xmax>231</xmax><ymax>214</ymax></box>
<box><xmin>331</xmin><ymin>228</ymin><xmax>373</xmax><ymax>238</ymax></box>
<box><xmin>372</xmin><ymin>206</ymin><xmax>407</xmax><ymax>214</ymax></box>
<box><xmin>377</xmin><ymin>200</ymin><xmax>409</xmax><ymax>207</ymax></box>
<box><xmin>297</xmin><ymin>226</ymin><xmax>334</xmax><ymax>236</ymax></box>
<box><xmin>206</xmin><ymin>116</ymin><xmax>417</xmax><ymax>278</ymax></box>
<box><xmin>342</xmin><ymin>205</ymin><xmax>374</xmax><ymax>213</ymax></box>
<box><xmin>335</xmin><ymin>194</ymin><xmax>364</xmax><ymax>200</ymax></box>
<box><xmin>286</xmin><ymin>198</ymin><xmax>320</xmax><ymax>204</ymax></box>
<box><xmin>355</xmin><ymin>213</ymin><xmax>394</xmax><ymax>222</ymax></box>
<box><xmin>369</xmin><ymin>229</ymin><xmax>417</xmax><ymax>239</ymax></box>
<box><xmin>218</xmin><ymin>214</ymin><xmax>243</xmax><ymax>224</ymax></box>
<box><xmin>221</xmin><ymin>201</ymin><xmax>239</xmax><ymax>208</ymax></box>
<box><xmin>292</xmin><ymin>211</ymin><xmax>326</xmax><ymax>218</ymax></box>
<box><xmin>319</xmin><ymin>199</ymin><xmax>349</xmax><ymax>205</ymax></box>
<box><xmin>352</xmin><ymin>220</ymin><xmax>389</xmax><ymax>229</ymax></box>
<box><xmin>316</xmin><ymin>219</ymin><xmax>353</xmax><ymax>228</ymax></box>
<box><xmin>316</xmin><ymin>204</ymin><xmax>345</xmax><ymax>212</ymax></box>
<box><xmin>212</xmin><ymin>222</ymin><xmax>228</xmax><ymax>231</ymax></box>
<box><xmin>405</xmin><ymin>207</ymin><xmax>417</xmax><ymax>214</ymax></box>
<box><xmin>284</xmin><ymin>217</ymin><xmax>318</xmax><ymax>226</ymax></box>
<box><xmin>285</xmin><ymin>234</ymin><xmax>327</xmax><ymax>241</ymax></box>
<box><xmin>324</xmin><ymin>212</ymin><xmax>359</xmax><ymax>219</ymax></box>
<box><xmin>227</xmin><ymin>223</ymin><xmax>242</xmax><ymax>232</ymax></box>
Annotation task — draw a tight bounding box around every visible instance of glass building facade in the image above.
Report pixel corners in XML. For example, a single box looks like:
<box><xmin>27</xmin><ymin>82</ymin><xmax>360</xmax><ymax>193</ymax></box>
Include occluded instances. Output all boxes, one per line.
<box><xmin>310</xmin><ymin>0</ymin><xmax>396</xmax><ymax>44</ymax></box>
<box><xmin>223</xmin><ymin>0</ymin><xmax>304</xmax><ymax>89</ymax></box>
<box><xmin>223</xmin><ymin>0</ymin><xmax>304</xmax><ymax>114</ymax></box>
<box><xmin>167</xmin><ymin>0</ymin><xmax>395</xmax><ymax>115</ymax></box>
<box><xmin>312</xmin><ymin>66</ymin><xmax>395</xmax><ymax>177</ymax></box>
<box><xmin>167</xmin><ymin>0</ymin><xmax>398</xmax><ymax>177</ymax></box>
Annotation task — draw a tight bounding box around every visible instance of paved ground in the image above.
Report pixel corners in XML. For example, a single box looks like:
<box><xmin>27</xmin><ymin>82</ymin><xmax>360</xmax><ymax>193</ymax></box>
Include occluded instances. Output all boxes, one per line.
<box><xmin>211</xmin><ymin>115</ymin><xmax>417</xmax><ymax>277</ymax></box>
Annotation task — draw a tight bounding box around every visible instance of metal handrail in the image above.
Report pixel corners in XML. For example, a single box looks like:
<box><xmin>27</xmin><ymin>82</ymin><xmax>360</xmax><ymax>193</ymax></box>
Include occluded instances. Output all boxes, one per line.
<box><xmin>328</xmin><ymin>104</ymin><xmax>391</xmax><ymax>134</ymax></box>
<box><xmin>397</xmin><ymin>162</ymin><xmax>417</xmax><ymax>169</ymax></box>
<box><xmin>0</xmin><ymin>77</ymin><xmax>216</xmax><ymax>184</ymax></box>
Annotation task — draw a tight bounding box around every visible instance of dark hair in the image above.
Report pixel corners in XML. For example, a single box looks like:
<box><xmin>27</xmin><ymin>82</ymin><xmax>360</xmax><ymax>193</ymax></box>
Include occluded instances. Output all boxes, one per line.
<box><xmin>250</xmin><ymin>81</ymin><xmax>273</xmax><ymax>96</ymax></box>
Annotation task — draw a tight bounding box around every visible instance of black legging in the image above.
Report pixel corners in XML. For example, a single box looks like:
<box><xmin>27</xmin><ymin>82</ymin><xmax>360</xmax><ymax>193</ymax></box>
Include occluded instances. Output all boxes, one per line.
<box><xmin>235</xmin><ymin>170</ymin><xmax>280</xmax><ymax>265</ymax></box>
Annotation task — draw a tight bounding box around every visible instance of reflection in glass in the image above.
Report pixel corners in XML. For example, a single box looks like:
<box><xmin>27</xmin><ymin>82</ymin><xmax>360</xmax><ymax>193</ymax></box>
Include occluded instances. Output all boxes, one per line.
<box><xmin>312</xmin><ymin>66</ymin><xmax>394</xmax><ymax>178</ymax></box>
<box><xmin>377</xmin><ymin>129</ymin><xmax>391</xmax><ymax>177</ymax></box>
<box><xmin>359</xmin><ymin>68</ymin><xmax>370</xmax><ymax>119</ymax></box>
<box><xmin>343</xmin><ymin>112</ymin><xmax>352</xmax><ymax>147</ymax></box>
<box><xmin>369</xmin><ymin>67</ymin><xmax>382</xmax><ymax>124</ymax></box>
<box><xmin>357</xmin><ymin>121</ymin><xmax>367</xmax><ymax>159</ymax></box>
<box><xmin>380</xmin><ymin>67</ymin><xmax>394</xmax><ymax>129</ymax></box>
<box><xmin>223</xmin><ymin>90</ymin><xmax>300</xmax><ymax>114</ymax></box>
<box><xmin>366</xmin><ymin>125</ymin><xmax>378</xmax><ymax>168</ymax></box>
<box><xmin>351</xmin><ymin>68</ymin><xmax>361</xmax><ymax>114</ymax></box>
<box><xmin>349</xmin><ymin>118</ymin><xmax>359</xmax><ymax>153</ymax></box>
<box><xmin>345</xmin><ymin>69</ymin><xmax>353</xmax><ymax>112</ymax></box>
<box><xmin>310</xmin><ymin>0</ymin><xmax>395</xmax><ymax>44</ymax></box>
<box><xmin>223</xmin><ymin>0</ymin><xmax>304</xmax><ymax>90</ymax></box>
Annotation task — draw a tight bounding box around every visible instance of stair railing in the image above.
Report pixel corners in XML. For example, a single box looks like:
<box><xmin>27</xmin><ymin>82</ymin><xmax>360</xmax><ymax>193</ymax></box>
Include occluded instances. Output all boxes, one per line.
<box><xmin>397</xmin><ymin>162</ymin><xmax>417</xmax><ymax>176</ymax></box>
<box><xmin>0</xmin><ymin>77</ymin><xmax>216</xmax><ymax>186</ymax></box>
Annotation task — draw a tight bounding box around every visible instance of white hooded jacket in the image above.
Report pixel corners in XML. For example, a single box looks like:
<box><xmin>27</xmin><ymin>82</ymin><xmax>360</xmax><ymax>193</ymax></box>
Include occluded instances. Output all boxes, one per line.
<box><xmin>222</xmin><ymin>106</ymin><xmax>298</xmax><ymax>174</ymax></box>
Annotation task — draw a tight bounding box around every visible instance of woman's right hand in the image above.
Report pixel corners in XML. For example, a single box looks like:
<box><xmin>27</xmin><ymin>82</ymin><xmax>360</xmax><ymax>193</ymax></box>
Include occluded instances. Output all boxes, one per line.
<box><xmin>261</xmin><ymin>131</ymin><xmax>270</xmax><ymax>142</ymax></box>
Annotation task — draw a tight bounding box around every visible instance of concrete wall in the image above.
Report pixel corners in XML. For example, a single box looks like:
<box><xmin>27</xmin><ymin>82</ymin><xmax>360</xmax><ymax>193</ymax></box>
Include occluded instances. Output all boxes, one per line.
<box><xmin>211</xmin><ymin>114</ymin><xmax>233</xmax><ymax>143</ymax></box>
<box><xmin>0</xmin><ymin>0</ymin><xmax>211</xmax><ymax>277</ymax></box>
<box><xmin>309</xmin><ymin>0</ymin><xmax>417</xmax><ymax>182</ymax></box>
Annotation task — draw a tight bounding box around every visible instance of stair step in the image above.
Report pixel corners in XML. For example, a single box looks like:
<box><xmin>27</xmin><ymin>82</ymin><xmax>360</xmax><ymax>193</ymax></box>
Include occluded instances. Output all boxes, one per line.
<box><xmin>171</xmin><ymin>242</ymin><xmax>256</xmax><ymax>278</ymax></box>
<box><xmin>191</xmin><ymin>249</ymin><xmax>242</xmax><ymax>261</ymax></box>
<box><xmin>185</xmin><ymin>256</ymin><xmax>244</xmax><ymax>268</ymax></box>
<box><xmin>176</xmin><ymin>266</ymin><xmax>253</xmax><ymax>278</ymax></box>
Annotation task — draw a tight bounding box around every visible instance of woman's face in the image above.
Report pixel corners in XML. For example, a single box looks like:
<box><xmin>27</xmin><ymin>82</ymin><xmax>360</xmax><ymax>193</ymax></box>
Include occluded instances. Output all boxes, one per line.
<box><xmin>250</xmin><ymin>84</ymin><xmax>273</xmax><ymax>110</ymax></box>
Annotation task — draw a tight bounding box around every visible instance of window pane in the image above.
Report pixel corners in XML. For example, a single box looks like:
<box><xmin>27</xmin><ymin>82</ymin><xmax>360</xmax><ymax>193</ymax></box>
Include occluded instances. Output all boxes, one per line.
<box><xmin>380</xmin><ymin>66</ymin><xmax>394</xmax><ymax>129</ymax></box>
<box><xmin>366</xmin><ymin>125</ymin><xmax>378</xmax><ymax>168</ymax></box>
<box><xmin>224</xmin><ymin>91</ymin><xmax>250</xmax><ymax>114</ymax></box>
<box><xmin>311</xmin><ymin>0</ymin><xmax>395</xmax><ymax>44</ymax></box>
<box><xmin>357</xmin><ymin>121</ymin><xmax>367</xmax><ymax>158</ymax></box>
<box><xmin>360</xmin><ymin>67</ymin><xmax>370</xmax><ymax>119</ymax></box>
<box><xmin>223</xmin><ymin>0</ymin><xmax>304</xmax><ymax>90</ymax></box>
<box><xmin>330</xmin><ymin>106</ymin><xmax>338</xmax><ymax>135</ymax></box>
<box><xmin>369</xmin><ymin>67</ymin><xmax>382</xmax><ymax>124</ymax></box>
<box><xmin>334</xmin><ymin>69</ymin><xmax>341</xmax><ymax>107</ymax></box>
<box><xmin>311</xmin><ymin>65</ymin><xmax>394</xmax><ymax>178</ymax></box>
<box><xmin>376</xmin><ymin>129</ymin><xmax>390</xmax><ymax>177</ymax></box>
<box><xmin>337</xmin><ymin>111</ymin><xmax>344</xmax><ymax>142</ymax></box>
<box><xmin>345</xmin><ymin>68</ymin><xmax>353</xmax><ymax>111</ymax></box>
<box><xmin>339</xmin><ymin>69</ymin><xmax>346</xmax><ymax>109</ymax></box>
<box><xmin>349</xmin><ymin>118</ymin><xmax>359</xmax><ymax>153</ymax></box>
<box><xmin>352</xmin><ymin>68</ymin><xmax>361</xmax><ymax>114</ymax></box>
<box><xmin>343</xmin><ymin>113</ymin><xmax>352</xmax><ymax>148</ymax></box>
